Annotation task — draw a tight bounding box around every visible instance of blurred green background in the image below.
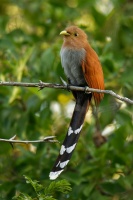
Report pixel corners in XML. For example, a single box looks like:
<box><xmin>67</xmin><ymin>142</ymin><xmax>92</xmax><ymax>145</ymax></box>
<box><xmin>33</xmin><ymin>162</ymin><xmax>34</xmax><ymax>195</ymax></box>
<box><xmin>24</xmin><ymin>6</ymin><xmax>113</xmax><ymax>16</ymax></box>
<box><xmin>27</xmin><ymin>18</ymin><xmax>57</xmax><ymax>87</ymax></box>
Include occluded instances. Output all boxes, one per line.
<box><xmin>0</xmin><ymin>0</ymin><xmax>133</xmax><ymax>199</ymax></box>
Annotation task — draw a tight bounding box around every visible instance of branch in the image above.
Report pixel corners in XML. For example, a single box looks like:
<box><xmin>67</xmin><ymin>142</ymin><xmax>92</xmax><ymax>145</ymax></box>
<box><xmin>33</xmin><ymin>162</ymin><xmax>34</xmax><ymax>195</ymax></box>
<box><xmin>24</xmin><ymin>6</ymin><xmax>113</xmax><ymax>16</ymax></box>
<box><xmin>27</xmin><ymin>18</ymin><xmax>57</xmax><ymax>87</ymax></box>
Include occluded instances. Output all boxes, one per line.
<box><xmin>0</xmin><ymin>135</ymin><xmax>58</xmax><ymax>144</ymax></box>
<box><xmin>0</xmin><ymin>80</ymin><xmax>133</xmax><ymax>104</ymax></box>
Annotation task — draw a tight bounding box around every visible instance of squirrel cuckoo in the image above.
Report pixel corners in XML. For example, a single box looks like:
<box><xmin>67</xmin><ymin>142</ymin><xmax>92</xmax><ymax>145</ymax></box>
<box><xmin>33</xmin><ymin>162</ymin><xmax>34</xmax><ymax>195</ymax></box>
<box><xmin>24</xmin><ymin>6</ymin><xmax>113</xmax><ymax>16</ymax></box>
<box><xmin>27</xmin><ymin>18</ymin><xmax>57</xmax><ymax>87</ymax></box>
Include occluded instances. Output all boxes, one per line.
<box><xmin>49</xmin><ymin>26</ymin><xmax>104</xmax><ymax>180</ymax></box>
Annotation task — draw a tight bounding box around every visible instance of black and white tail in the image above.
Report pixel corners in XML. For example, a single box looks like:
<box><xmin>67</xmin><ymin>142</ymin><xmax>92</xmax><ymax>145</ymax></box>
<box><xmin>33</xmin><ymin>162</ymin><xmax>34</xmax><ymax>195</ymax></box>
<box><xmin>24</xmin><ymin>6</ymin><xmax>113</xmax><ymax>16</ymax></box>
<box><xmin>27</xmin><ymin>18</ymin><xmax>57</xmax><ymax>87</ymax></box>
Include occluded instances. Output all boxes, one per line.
<box><xmin>49</xmin><ymin>92</ymin><xmax>92</xmax><ymax>180</ymax></box>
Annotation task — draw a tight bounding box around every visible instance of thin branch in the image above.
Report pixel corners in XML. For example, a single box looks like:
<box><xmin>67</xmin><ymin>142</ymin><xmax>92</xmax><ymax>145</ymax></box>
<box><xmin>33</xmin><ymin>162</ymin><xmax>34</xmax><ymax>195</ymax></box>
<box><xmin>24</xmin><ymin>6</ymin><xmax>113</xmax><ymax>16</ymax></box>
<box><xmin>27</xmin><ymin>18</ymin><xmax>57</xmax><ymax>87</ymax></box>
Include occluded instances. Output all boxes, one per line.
<box><xmin>0</xmin><ymin>80</ymin><xmax>133</xmax><ymax>104</ymax></box>
<box><xmin>0</xmin><ymin>135</ymin><xmax>58</xmax><ymax>144</ymax></box>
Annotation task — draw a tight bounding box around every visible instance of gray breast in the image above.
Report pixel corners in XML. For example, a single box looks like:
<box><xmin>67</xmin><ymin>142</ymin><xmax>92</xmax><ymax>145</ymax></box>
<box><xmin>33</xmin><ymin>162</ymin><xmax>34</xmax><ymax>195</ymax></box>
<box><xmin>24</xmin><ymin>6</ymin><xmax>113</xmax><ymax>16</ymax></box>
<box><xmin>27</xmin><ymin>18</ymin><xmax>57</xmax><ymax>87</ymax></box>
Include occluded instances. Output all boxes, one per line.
<box><xmin>60</xmin><ymin>48</ymin><xmax>86</xmax><ymax>85</ymax></box>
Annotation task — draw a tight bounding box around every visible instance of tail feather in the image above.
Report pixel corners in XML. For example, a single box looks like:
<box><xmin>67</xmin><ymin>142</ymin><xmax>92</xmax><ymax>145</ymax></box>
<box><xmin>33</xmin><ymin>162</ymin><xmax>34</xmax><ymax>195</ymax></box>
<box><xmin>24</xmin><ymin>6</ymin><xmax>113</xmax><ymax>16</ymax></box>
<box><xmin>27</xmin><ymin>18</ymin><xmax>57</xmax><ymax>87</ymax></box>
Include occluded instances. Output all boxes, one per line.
<box><xmin>49</xmin><ymin>92</ymin><xmax>92</xmax><ymax>180</ymax></box>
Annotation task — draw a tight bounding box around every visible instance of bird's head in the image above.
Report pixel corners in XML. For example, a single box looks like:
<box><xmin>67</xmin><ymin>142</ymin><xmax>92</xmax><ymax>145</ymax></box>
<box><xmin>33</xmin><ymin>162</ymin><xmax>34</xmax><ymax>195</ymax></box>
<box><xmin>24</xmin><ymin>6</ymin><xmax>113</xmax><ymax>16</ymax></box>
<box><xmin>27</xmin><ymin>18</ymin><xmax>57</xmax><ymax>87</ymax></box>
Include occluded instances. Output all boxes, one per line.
<box><xmin>60</xmin><ymin>26</ymin><xmax>88</xmax><ymax>49</ymax></box>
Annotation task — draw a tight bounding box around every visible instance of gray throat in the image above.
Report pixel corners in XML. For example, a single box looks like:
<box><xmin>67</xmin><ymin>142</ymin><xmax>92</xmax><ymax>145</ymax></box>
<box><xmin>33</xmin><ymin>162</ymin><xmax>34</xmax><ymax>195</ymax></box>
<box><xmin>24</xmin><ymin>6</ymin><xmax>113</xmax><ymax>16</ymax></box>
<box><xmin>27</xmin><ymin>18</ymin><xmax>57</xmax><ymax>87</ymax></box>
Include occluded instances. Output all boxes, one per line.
<box><xmin>60</xmin><ymin>48</ymin><xmax>87</xmax><ymax>85</ymax></box>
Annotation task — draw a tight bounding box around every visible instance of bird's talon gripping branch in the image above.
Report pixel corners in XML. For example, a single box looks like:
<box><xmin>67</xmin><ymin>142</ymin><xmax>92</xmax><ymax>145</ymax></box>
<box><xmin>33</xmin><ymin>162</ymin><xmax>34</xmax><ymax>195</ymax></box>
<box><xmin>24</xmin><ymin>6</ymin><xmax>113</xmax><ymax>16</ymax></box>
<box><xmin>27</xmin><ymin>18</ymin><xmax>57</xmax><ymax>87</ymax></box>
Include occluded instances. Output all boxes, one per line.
<box><xmin>49</xmin><ymin>26</ymin><xmax>104</xmax><ymax>180</ymax></box>
<box><xmin>84</xmin><ymin>86</ymin><xmax>91</xmax><ymax>94</ymax></box>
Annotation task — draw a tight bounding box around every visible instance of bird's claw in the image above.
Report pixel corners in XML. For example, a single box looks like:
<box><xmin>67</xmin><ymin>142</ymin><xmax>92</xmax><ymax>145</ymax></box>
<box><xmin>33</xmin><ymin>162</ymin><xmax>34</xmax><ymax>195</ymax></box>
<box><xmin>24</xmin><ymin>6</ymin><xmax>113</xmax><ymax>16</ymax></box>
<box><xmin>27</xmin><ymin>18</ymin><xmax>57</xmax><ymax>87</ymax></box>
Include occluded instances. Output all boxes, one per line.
<box><xmin>84</xmin><ymin>86</ymin><xmax>91</xmax><ymax>94</ymax></box>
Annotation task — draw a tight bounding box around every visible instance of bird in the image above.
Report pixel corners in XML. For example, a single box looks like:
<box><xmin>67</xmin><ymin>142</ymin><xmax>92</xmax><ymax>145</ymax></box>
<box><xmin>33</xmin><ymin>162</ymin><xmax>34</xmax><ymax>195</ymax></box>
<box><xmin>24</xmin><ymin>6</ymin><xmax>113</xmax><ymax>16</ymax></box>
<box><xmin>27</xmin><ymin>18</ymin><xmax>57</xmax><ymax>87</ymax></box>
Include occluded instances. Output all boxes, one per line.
<box><xmin>49</xmin><ymin>26</ymin><xmax>104</xmax><ymax>180</ymax></box>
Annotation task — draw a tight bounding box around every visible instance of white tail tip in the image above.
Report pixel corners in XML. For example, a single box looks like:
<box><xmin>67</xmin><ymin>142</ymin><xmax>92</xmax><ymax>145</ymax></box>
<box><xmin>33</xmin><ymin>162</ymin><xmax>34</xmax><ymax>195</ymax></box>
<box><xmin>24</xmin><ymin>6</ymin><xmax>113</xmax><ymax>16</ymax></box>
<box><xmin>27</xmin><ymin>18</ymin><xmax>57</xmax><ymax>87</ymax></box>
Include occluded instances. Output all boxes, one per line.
<box><xmin>49</xmin><ymin>170</ymin><xmax>64</xmax><ymax>180</ymax></box>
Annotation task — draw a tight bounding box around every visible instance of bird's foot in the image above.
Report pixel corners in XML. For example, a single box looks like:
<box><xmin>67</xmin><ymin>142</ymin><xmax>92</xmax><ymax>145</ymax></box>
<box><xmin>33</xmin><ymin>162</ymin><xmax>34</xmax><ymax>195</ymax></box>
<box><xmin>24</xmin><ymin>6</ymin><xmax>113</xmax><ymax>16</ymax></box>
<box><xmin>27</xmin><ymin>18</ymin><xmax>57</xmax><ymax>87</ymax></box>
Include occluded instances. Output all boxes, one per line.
<box><xmin>84</xmin><ymin>86</ymin><xmax>91</xmax><ymax>94</ymax></box>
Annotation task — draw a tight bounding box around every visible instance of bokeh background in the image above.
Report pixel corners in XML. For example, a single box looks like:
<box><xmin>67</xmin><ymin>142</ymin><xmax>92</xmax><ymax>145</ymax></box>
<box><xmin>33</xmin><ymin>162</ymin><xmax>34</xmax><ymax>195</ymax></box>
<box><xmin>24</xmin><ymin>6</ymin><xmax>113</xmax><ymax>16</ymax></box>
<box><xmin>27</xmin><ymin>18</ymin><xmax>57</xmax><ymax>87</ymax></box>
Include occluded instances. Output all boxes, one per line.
<box><xmin>0</xmin><ymin>0</ymin><xmax>133</xmax><ymax>199</ymax></box>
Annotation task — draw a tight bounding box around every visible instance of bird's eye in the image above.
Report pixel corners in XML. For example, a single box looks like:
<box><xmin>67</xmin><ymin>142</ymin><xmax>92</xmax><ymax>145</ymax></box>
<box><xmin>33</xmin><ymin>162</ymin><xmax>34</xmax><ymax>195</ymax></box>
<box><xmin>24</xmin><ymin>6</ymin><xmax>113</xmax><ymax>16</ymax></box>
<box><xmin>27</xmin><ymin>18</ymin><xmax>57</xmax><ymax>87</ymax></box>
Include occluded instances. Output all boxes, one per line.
<box><xmin>74</xmin><ymin>33</ymin><xmax>78</xmax><ymax>37</ymax></box>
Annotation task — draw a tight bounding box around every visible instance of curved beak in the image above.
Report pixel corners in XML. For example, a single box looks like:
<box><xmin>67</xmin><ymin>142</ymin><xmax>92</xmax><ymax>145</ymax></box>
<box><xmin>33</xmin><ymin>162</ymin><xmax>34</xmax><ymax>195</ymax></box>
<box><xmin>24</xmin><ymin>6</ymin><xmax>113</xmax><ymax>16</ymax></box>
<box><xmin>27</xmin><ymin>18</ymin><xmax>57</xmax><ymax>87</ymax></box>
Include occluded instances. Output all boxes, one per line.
<box><xmin>60</xmin><ymin>30</ymin><xmax>70</xmax><ymax>36</ymax></box>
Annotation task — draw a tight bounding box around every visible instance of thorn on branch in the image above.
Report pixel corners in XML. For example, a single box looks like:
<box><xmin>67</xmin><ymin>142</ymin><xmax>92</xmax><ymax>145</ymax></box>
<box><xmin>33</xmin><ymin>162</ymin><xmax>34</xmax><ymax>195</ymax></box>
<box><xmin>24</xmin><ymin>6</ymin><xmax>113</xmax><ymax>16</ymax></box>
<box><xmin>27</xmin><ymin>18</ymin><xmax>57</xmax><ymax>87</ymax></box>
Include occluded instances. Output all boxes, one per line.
<box><xmin>0</xmin><ymin>80</ymin><xmax>133</xmax><ymax>104</ymax></box>
<box><xmin>9</xmin><ymin>135</ymin><xmax>16</xmax><ymax>148</ymax></box>
<box><xmin>9</xmin><ymin>135</ymin><xmax>16</xmax><ymax>140</ymax></box>
<box><xmin>60</xmin><ymin>77</ymin><xmax>67</xmax><ymax>86</ymax></box>
<box><xmin>38</xmin><ymin>80</ymin><xmax>45</xmax><ymax>91</ymax></box>
<box><xmin>0</xmin><ymin>135</ymin><xmax>58</xmax><ymax>145</ymax></box>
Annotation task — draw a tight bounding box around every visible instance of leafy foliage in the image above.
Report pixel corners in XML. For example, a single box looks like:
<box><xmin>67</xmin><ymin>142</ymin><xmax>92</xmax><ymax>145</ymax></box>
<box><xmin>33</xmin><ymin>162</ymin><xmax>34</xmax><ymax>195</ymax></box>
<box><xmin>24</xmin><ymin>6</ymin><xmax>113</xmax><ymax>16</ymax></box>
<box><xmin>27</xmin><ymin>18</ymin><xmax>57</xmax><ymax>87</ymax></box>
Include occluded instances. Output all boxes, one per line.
<box><xmin>0</xmin><ymin>0</ymin><xmax>133</xmax><ymax>200</ymax></box>
<box><xmin>13</xmin><ymin>176</ymin><xmax>71</xmax><ymax>200</ymax></box>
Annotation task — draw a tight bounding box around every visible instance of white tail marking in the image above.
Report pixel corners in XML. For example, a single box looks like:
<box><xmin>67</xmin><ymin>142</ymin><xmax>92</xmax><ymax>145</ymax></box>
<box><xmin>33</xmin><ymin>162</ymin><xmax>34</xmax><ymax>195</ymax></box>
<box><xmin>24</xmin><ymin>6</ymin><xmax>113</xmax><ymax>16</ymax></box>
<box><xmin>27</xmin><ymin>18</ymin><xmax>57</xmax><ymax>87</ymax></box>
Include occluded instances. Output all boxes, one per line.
<box><xmin>68</xmin><ymin>126</ymin><xmax>73</xmax><ymax>136</ymax></box>
<box><xmin>60</xmin><ymin>145</ymin><xmax>66</xmax><ymax>155</ymax></box>
<box><xmin>66</xmin><ymin>143</ymin><xmax>76</xmax><ymax>153</ymax></box>
<box><xmin>60</xmin><ymin>160</ymin><xmax>69</xmax><ymax>168</ymax></box>
<box><xmin>56</xmin><ymin>161</ymin><xmax>60</xmax><ymax>167</ymax></box>
<box><xmin>49</xmin><ymin>170</ymin><xmax>64</xmax><ymax>180</ymax></box>
<box><xmin>74</xmin><ymin>124</ymin><xmax>83</xmax><ymax>134</ymax></box>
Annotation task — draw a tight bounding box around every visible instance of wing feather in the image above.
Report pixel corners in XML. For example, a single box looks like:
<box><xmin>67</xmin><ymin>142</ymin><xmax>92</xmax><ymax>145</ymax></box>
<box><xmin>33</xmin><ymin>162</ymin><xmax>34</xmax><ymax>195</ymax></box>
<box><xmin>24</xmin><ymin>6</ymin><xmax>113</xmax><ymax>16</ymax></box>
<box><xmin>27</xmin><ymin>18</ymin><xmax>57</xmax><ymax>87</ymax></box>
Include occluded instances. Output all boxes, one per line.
<box><xmin>82</xmin><ymin>45</ymin><xmax>104</xmax><ymax>104</ymax></box>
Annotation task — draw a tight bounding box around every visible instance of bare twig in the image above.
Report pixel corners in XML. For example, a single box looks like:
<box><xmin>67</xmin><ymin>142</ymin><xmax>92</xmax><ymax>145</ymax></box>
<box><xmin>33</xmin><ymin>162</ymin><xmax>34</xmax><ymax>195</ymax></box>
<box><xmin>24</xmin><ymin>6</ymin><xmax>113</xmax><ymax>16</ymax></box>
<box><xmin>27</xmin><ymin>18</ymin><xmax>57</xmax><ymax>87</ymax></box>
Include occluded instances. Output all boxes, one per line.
<box><xmin>0</xmin><ymin>81</ymin><xmax>133</xmax><ymax>104</ymax></box>
<box><xmin>0</xmin><ymin>135</ymin><xmax>58</xmax><ymax>144</ymax></box>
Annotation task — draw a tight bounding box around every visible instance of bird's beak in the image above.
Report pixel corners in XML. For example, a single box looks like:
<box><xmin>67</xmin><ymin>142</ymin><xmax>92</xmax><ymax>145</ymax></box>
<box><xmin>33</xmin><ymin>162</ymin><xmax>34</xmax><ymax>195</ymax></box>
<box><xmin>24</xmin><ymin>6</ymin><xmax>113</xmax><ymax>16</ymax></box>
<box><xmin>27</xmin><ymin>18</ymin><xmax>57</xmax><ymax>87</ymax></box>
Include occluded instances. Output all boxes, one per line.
<box><xmin>60</xmin><ymin>30</ymin><xmax>70</xmax><ymax>36</ymax></box>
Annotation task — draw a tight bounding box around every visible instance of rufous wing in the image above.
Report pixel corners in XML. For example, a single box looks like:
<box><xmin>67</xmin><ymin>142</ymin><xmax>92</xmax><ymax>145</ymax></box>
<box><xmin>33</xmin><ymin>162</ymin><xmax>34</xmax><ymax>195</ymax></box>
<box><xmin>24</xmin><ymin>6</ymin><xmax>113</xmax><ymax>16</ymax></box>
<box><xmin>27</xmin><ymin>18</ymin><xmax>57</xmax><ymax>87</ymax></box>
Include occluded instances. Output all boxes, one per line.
<box><xmin>82</xmin><ymin>45</ymin><xmax>104</xmax><ymax>105</ymax></box>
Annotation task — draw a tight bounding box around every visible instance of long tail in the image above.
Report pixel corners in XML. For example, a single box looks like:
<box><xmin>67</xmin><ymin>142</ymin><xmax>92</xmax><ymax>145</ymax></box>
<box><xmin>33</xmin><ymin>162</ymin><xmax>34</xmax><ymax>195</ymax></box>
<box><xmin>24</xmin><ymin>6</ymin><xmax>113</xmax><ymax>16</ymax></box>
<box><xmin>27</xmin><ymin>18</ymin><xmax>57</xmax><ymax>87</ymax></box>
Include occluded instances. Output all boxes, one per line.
<box><xmin>49</xmin><ymin>92</ymin><xmax>92</xmax><ymax>180</ymax></box>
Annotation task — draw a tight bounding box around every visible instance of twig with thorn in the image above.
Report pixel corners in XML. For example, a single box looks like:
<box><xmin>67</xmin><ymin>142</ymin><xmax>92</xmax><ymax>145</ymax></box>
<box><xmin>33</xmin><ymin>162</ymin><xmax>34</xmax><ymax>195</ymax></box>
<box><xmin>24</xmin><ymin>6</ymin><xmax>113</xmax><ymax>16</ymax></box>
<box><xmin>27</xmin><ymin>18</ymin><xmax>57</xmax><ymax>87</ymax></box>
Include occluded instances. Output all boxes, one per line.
<box><xmin>0</xmin><ymin>135</ymin><xmax>59</xmax><ymax>144</ymax></box>
<box><xmin>0</xmin><ymin>81</ymin><xmax>133</xmax><ymax>104</ymax></box>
